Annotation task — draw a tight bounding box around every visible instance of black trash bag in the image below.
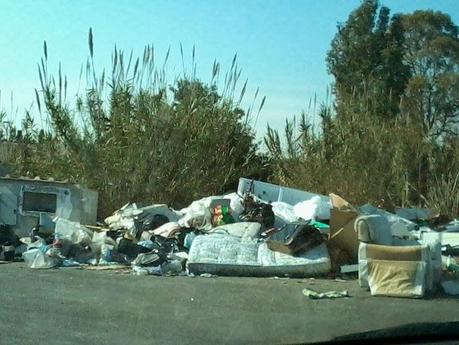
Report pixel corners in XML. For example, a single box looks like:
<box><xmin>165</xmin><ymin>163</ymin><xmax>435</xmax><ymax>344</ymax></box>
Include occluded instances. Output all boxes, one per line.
<box><xmin>0</xmin><ymin>225</ymin><xmax>20</xmax><ymax>261</ymax></box>
<box><xmin>153</xmin><ymin>235</ymin><xmax>177</xmax><ymax>254</ymax></box>
<box><xmin>118</xmin><ymin>238</ymin><xmax>152</xmax><ymax>259</ymax></box>
<box><xmin>66</xmin><ymin>243</ymin><xmax>95</xmax><ymax>263</ymax></box>
<box><xmin>0</xmin><ymin>225</ymin><xmax>21</xmax><ymax>247</ymax></box>
<box><xmin>132</xmin><ymin>214</ymin><xmax>170</xmax><ymax>239</ymax></box>
<box><xmin>145</xmin><ymin>214</ymin><xmax>170</xmax><ymax>231</ymax></box>
<box><xmin>1</xmin><ymin>241</ymin><xmax>15</xmax><ymax>261</ymax></box>
<box><xmin>175</xmin><ymin>228</ymin><xmax>196</xmax><ymax>250</ymax></box>
<box><xmin>266</xmin><ymin>221</ymin><xmax>324</xmax><ymax>255</ymax></box>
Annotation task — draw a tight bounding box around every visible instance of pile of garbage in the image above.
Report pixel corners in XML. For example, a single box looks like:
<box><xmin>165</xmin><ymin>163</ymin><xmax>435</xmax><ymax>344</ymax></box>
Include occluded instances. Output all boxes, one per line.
<box><xmin>6</xmin><ymin>180</ymin><xmax>333</xmax><ymax>277</ymax></box>
<box><xmin>2</xmin><ymin>177</ymin><xmax>459</xmax><ymax>298</ymax></box>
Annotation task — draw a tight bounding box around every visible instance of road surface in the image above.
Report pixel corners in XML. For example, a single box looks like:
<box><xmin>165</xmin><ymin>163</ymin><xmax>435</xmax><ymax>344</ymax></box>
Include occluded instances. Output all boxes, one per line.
<box><xmin>1</xmin><ymin>263</ymin><xmax>458</xmax><ymax>344</ymax></box>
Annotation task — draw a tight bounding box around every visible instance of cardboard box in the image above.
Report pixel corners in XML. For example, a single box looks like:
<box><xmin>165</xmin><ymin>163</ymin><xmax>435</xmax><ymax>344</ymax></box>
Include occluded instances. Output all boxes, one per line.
<box><xmin>327</xmin><ymin>194</ymin><xmax>360</xmax><ymax>261</ymax></box>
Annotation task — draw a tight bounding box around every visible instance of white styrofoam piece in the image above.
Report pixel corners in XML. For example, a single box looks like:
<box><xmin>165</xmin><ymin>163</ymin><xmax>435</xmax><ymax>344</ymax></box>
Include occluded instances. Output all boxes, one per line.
<box><xmin>237</xmin><ymin>178</ymin><xmax>329</xmax><ymax>206</ymax></box>
<box><xmin>421</xmin><ymin>231</ymin><xmax>459</xmax><ymax>248</ymax></box>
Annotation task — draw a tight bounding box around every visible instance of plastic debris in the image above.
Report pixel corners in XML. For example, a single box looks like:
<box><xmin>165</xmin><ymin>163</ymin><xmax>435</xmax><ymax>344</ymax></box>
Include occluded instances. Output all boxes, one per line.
<box><xmin>183</xmin><ymin>232</ymin><xmax>198</xmax><ymax>249</ymax></box>
<box><xmin>293</xmin><ymin>196</ymin><xmax>332</xmax><ymax>221</ymax></box>
<box><xmin>441</xmin><ymin>280</ymin><xmax>459</xmax><ymax>295</ymax></box>
<box><xmin>239</xmin><ymin>193</ymin><xmax>275</xmax><ymax>228</ymax></box>
<box><xmin>266</xmin><ymin>221</ymin><xmax>324</xmax><ymax>255</ymax></box>
<box><xmin>131</xmin><ymin>252</ymin><xmax>162</xmax><ymax>266</ymax></box>
<box><xmin>200</xmin><ymin>273</ymin><xmax>217</xmax><ymax>278</ymax></box>
<box><xmin>132</xmin><ymin>265</ymin><xmax>162</xmax><ymax>276</ymax></box>
<box><xmin>62</xmin><ymin>259</ymin><xmax>82</xmax><ymax>267</ymax></box>
<box><xmin>302</xmin><ymin>288</ymin><xmax>349</xmax><ymax>299</ymax></box>
<box><xmin>446</xmin><ymin>256</ymin><xmax>459</xmax><ymax>272</ymax></box>
<box><xmin>161</xmin><ymin>260</ymin><xmax>183</xmax><ymax>274</ymax></box>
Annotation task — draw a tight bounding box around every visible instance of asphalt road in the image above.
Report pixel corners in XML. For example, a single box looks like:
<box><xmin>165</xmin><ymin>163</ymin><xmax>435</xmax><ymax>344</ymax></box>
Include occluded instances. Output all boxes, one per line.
<box><xmin>1</xmin><ymin>263</ymin><xmax>458</xmax><ymax>345</ymax></box>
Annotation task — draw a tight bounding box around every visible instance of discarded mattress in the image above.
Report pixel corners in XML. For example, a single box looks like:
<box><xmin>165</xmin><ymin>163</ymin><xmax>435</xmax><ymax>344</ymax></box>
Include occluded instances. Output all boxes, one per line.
<box><xmin>209</xmin><ymin>222</ymin><xmax>261</xmax><ymax>239</ymax></box>
<box><xmin>187</xmin><ymin>233</ymin><xmax>331</xmax><ymax>277</ymax></box>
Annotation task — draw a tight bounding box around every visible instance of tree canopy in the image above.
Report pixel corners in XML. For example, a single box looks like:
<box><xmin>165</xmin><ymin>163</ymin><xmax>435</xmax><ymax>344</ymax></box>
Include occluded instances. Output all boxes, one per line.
<box><xmin>327</xmin><ymin>0</ymin><xmax>459</xmax><ymax>138</ymax></box>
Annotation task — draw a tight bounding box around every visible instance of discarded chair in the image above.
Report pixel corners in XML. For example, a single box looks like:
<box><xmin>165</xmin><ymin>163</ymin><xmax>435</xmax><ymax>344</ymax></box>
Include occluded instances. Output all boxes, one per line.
<box><xmin>356</xmin><ymin>214</ymin><xmax>441</xmax><ymax>298</ymax></box>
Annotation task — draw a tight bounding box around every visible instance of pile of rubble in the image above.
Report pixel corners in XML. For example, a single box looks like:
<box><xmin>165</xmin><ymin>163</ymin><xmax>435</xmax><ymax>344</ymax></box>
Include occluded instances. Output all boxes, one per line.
<box><xmin>1</xmin><ymin>178</ymin><xmax>459</xmax><ymax>299</ymax></box>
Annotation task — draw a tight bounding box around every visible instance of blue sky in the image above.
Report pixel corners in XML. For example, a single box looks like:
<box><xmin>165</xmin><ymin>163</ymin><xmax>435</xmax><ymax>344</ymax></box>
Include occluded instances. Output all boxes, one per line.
<box><xmin>0</xmin><ymin>0</ymin><xmax>458</xmax><ymax>137</ymax></box>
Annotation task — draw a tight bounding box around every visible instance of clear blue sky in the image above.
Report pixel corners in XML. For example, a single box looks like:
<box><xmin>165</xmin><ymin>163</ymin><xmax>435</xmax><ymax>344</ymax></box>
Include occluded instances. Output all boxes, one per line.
<box><xmin>0</xmin><ymin>0</ymin><xmax>458</xmax><ymax>137</ymax></box>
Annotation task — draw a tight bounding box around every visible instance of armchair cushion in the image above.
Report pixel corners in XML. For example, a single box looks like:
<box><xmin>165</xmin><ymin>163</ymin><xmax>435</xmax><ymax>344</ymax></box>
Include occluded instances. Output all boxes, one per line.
<box><xmin>358</xmin><ymin>242</ymin><xmax>431</xmax><ymax>297</ymax></box>
<box><xmin>362</xmin><ymin>259</ymin><xmax>426</xmax><ymax>298</ymax></box>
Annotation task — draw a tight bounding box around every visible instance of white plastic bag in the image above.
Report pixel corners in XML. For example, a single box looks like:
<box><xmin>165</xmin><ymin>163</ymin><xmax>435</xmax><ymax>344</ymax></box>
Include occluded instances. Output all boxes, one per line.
<box><xmin>271</xmin><ymin>202</ymin><xmax>298</xmax><ymax>223</ymax></box>
<box><xmin>54</xmin><ymin>218</ymin><xmax>94</xmax><ymax>246</ymax></box>
<box><xmin>223</xmin><ymin>193</ymin><xmax>245</xmax><ymax>219</ymax></box>
<box><xmin>91</xmin><ymin>231</ymin><xmax>116</xmax><ymax>254</ymax></box>
<box><xmin>99</xmin><ymin>244</ymin><xmax>115</xmax><ymax>265</ymax></box>
<box><xmin>151</xmin><ymin>222</ymin><xmax>181</xmax><ymax>238</ymax></box>
<box><xmin>22</xmin><ymin>247</ymin><xmax>61</xmax><ymax>269</ymax></box>
<box><xmin>178</xmin><ymin>205</ymin><xmax>212</xmax><ymax>232</ymax></box>
<box><xmin>178</xmin><ymin>196</ymin><xmax>221</xmax><ymax>215</ymax></box>
<box><xmin>293</xmin><ymin>196</ymin><xmax>331</xmax><ymax>221</ymax></box>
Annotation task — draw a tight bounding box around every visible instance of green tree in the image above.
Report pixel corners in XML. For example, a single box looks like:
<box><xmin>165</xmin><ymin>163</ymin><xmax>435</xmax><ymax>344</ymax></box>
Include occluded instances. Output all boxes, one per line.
<box><xmin>326</xmin><ymin>0</ymin><xmax>409</xmax><ymax>118</ymax></box>
<box><xmin>400</xmin><ymin>10</ymin><xmax>459</xmax><ymax>138</ymax></box>
<box><xmin>264</xmin><ymin>1</ymin><xmax>459</xmax><ymax>217</ymax></box>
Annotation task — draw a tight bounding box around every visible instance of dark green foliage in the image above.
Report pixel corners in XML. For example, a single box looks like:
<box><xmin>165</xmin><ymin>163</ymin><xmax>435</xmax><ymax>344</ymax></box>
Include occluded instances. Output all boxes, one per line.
<box><xmin>327</xmin><ymin>0</ymin><xmax>409</xmax><ymax>118</ymax></box>
<box><xmin>400</xmin><ymin>10</ymin><xmax>459</xmax><ymax>138</ymax></box>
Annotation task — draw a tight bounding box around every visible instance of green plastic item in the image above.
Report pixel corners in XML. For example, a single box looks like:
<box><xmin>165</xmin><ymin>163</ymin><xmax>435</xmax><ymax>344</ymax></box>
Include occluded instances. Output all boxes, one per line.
<box><xmin>447</xmin><ymin>256</ymin><xmax>459</xmax><ymax>272</ymax></box>
<box><xmin>417</xmin><ymin>219</ymin><xmax>430</xmax><ymax>227</ymax></box>
<box><xmin>311</xmin><ymin>220</ymin><xmax>330</xmax><ymax>230</ymax></box>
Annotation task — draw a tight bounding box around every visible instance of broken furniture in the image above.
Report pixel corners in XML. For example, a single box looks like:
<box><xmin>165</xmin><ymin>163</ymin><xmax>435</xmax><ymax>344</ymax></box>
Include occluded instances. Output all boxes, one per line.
<box><xmin>356</xmin><ymin>214</ymin><xmax>441</xmax><ymax>297</ymax></box>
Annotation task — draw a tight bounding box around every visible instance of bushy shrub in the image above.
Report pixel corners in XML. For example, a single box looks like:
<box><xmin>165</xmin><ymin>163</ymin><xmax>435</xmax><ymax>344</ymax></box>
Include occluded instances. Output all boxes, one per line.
<box><xmin>265</xmin><ymin>92</ymin><xmax>459</xmax><ymax>216</ymax></box>
<box><xmin>9</xmin><ymin>34</ymin><xmax>267</xmax><ymax>217</ymax></box>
